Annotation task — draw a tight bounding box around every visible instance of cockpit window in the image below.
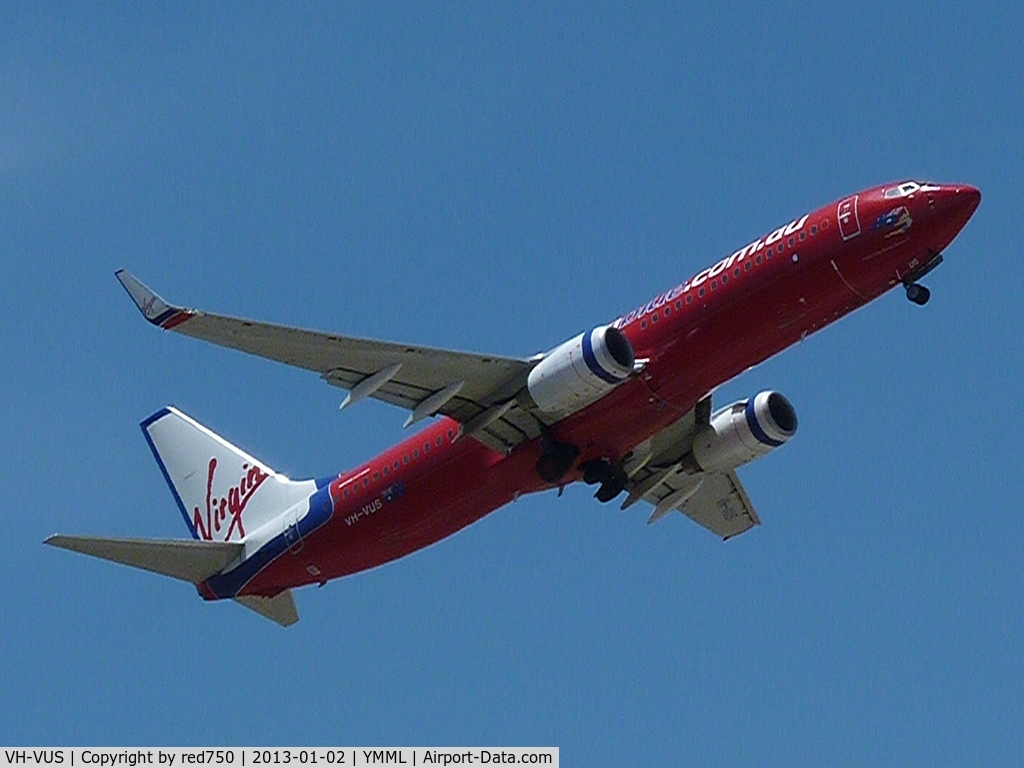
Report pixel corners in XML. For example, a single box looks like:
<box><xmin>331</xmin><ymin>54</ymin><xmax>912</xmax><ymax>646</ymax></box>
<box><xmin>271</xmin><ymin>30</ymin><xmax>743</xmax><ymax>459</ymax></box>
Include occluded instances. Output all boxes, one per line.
<box><xmin>884</xmin><ymin>181</ymin><xmax>921</xmax><ymax>198</ymax></box>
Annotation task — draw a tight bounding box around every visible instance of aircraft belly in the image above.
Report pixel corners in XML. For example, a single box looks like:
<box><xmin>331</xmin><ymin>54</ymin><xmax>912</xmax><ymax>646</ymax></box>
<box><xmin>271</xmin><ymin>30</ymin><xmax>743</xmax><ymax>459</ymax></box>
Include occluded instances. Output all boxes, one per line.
<box><xmin>241</xmin><ymin>441</ymin><xmax>541</xmax><ymax>593</ymax></box>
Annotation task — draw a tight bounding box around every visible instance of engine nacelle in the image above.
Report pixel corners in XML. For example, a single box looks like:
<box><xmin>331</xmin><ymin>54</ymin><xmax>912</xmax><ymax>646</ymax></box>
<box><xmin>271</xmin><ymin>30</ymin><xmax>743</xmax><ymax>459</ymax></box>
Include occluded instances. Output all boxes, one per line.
<box><xmin>524</xmin><ymin>325</ymin><xmax>635</xmax><ymax>416</ymax></box>
<box><xmin>691</xmin><ymin>391</ymin><xmax>797</xmax><ymax>472</ymax></box>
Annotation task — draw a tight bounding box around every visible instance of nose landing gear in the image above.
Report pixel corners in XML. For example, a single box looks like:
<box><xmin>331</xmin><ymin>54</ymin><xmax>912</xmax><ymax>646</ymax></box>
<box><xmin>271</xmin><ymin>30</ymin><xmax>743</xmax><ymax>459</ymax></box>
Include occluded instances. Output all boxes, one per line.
<box><xmin>902</xmin><ymin>250</ymin><xmax>943</xmax><ymax>307</ymax></box>
<box><xmin>905</xmin><ymin>282</ymin><xmax>931</xmax><ymax>306</ymax></box>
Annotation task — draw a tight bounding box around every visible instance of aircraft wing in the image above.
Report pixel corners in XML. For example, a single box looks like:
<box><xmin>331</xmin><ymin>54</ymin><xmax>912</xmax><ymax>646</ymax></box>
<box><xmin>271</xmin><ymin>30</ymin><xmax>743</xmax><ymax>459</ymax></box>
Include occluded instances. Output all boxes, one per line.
<box><xmin>619</xmin><ymin>399</ymin><xmax>761</xmax><ymax>539</ymax></box>
<box><xmin>116</xmin><ymin>270</ymin><xmax>546</xmax><ymax>452</ymax></box>
<box><xmin>631</xmin><ymin>467</ymin><xmax>760</xmax><ymax>539</ymax></box>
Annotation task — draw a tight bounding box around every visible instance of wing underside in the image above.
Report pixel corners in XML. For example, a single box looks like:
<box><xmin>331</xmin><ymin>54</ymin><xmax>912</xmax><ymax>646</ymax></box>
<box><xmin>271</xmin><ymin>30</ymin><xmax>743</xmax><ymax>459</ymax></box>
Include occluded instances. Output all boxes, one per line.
<box><xmin>640</xmin><ymin>468</ymin><xmax>760</xmax><ymax>539</ymax></box>
<box><xmin>621</xmin><ymin>401</ymin><xmax>762</xmax><ymax>539</ymax></box>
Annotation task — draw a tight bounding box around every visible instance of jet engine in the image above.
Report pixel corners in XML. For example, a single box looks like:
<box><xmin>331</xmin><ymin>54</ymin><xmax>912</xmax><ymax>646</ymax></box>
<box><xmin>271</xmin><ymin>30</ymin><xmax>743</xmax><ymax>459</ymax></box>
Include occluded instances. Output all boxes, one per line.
<box><xmin>690</xmin><ymin>391</ymin><xmax>797</xmax><ymax>472</ymax></box>
<box><xmin>523</xmin><ymin>325</ymin><xmax>635</xmax><ymax>417</ymax></box>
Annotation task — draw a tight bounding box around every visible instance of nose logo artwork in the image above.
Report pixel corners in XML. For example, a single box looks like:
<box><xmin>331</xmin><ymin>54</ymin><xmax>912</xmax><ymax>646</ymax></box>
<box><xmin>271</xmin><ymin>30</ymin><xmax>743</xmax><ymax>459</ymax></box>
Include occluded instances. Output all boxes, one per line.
<box><xmin>193</xmin><ymin>457</ymin><xmax>269</xmax><ymax>540</ymax></box>
<box><xmin>872</xmin><ymin>206</ymin><xmax>913</xmax><ymax>238</ymax></box>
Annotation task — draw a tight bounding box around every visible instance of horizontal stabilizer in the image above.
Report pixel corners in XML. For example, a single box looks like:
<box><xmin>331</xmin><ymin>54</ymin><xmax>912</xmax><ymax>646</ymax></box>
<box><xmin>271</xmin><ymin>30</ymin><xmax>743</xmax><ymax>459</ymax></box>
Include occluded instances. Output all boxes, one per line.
<box><xmin>44</xmin><ymin>535</ymin><xmax>242</xmax><ymax>583</ymax></box>
<box><xmin>236</xmin><ymin>591</ymin><xmax>299</xmax><ymax>627</ymax></box>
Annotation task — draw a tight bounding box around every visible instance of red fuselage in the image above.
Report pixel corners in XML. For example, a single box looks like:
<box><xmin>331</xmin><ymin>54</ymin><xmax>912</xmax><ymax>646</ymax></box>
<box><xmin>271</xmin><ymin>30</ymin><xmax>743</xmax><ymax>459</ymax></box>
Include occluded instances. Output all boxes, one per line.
<box><xmin>240</xmin><ymin>181</ymin><xmax>980</xmax><ymax>596</ymax></box>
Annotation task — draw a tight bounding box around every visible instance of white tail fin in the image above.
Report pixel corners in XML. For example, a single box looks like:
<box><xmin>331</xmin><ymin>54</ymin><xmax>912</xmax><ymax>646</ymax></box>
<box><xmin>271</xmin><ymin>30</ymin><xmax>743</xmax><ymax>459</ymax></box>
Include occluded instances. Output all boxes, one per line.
<box><xmin>141</xmin><ymin>407</ymin><xmax>316</xmax><ymax>542</ymax></box>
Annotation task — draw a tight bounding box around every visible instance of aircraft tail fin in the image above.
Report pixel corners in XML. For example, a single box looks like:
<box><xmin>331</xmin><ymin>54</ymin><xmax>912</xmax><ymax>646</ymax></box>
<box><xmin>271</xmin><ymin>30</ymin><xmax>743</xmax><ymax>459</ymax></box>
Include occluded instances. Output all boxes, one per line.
<box><xmin>44</xmin><ymin>535</ymin><xmax>242</xmax><ymax>582</ymax></box>
<box><xmin>141</xmin><ymin>407</ymin><xmax>316</xmax><ymax>542</ymax></box>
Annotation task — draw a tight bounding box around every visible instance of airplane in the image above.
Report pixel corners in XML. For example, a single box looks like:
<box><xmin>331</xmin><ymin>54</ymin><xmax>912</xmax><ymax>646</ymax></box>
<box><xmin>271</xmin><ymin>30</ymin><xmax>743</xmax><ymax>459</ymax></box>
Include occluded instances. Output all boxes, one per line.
<box><xmin>46</xmin><ymin>180</ymin><xmax>981</xmax><ymax>626</ymax></box>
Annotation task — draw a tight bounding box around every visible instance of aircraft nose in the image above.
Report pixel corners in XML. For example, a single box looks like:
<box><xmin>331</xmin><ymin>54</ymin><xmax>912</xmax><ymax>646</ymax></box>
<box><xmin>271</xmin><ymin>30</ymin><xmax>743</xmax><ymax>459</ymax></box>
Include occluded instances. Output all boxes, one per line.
<box><xmin>928</xmin><ymin>183</ymin><xmax>981</xmax><ymax>228</ymax></box>
<box><xmin>944</xmin><ymin>183</ymin><xmax>981</xmax><ymax>218</ymax></box>
<box><xmin>953</xmin><ymin>184</ymin><xmax>981</xmax><ymax>209</ymax></box>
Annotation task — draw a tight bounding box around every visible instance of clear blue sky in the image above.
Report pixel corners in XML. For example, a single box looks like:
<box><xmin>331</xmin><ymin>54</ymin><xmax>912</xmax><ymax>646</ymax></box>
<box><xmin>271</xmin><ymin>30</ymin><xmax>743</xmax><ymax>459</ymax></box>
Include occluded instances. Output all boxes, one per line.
<box><xmin>2</xmin><ymin>2</ymin><xmax>1022</xmax><ymax>763</ymax></box>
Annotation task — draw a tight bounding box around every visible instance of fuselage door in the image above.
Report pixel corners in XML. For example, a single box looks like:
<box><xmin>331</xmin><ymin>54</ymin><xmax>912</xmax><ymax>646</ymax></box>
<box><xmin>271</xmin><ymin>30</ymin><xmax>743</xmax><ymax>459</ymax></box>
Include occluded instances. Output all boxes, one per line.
<box><xmin>837</xmin><ymin>196</ymin><xmax>861</xmax><ymax>241</ymax></box>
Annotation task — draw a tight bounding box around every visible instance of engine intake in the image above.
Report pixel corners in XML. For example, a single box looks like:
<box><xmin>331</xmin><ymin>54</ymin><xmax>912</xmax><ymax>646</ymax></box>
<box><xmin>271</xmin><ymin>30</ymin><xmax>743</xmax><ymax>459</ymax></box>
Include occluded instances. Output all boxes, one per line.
<box><xmin>691</xmin><ymin>391</ymin><xmax>797</xmax><ymax>472</ymax></box>
<box><xmin>523</xmin><ymin>325</ymin><xmax>635</xmax><ymax>417</ymax></box>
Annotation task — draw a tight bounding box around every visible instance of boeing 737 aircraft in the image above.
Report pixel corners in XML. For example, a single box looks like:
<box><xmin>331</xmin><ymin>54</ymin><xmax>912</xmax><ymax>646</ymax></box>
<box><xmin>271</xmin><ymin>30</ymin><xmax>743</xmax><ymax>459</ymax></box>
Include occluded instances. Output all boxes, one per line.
<box><xmin>47</xmin><ymin>180</ymin><xmax>980</xmax><ymax>626</ymax></box>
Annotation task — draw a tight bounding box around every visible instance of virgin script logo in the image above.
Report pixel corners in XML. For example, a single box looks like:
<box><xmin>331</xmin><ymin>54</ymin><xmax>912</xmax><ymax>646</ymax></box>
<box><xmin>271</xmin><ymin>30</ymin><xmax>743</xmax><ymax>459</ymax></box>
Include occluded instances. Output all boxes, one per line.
<box><xmin>193</xmin><ymin>457</ymin><xmax>268</xmax><ymax>541</ymax></box>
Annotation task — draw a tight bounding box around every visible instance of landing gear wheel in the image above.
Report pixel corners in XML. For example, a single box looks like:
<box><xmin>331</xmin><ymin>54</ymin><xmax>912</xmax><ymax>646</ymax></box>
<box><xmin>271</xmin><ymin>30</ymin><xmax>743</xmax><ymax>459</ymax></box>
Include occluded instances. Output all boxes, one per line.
<box><xmin>594</xmin><ymin>465</ymin><xmax>628</xmax><ymax>503</ymax></box>
<box><xmin>905</xmin><ymin>283</ymin><xmax>930</xmax><ymax>306</ymax></box>
<box><xmin>579</xmin><ymin>458</ymin><xmax>610</xmax><ymax>485</ymax></box>
<box><xmin>577</xmin><ymin>457</ymin><xmax>628</xmax><ymax>502</ymax></box>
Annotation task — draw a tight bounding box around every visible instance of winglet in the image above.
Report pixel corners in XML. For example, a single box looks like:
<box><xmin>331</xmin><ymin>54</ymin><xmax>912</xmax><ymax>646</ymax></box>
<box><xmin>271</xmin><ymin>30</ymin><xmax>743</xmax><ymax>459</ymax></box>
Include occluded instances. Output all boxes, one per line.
<box><xmin>115</xmin><ymin>270</ymin><xmax>195</xmax><ymax>329</ymax></box>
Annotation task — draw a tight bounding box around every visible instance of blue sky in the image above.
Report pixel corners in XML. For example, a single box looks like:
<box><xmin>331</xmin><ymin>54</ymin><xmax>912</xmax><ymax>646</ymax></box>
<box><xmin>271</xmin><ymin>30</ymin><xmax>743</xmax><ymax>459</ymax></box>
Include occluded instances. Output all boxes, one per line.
<box><xmin>2</xmin><ymin>2</ymin><xmax>1022</xmax><ymax>763</ymax></box>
